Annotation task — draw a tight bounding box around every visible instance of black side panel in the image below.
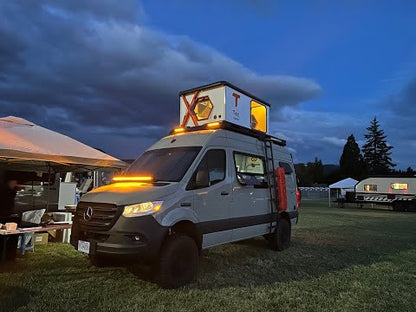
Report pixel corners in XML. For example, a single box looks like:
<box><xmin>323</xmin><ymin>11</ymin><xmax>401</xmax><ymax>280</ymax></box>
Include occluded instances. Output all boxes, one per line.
<box><xmin>197</xmin><ymin>211</ymin><xmax>298</xmax><ymax>234</ymax></box>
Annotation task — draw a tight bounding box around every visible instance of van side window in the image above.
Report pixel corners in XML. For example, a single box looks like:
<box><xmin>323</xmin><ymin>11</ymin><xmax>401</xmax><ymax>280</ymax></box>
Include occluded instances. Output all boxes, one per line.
<box><xmin>233</xmin><ymin>152</ymin><xmax>266</xmax><ymax>185</ymax></box>
<box><xmin>186</xmin><ymin>149</ymin><xmax>226</xmax><ymax>190</ymax></box>
<box><xmin>279</xmin><ymin>162</ymin><xmax>293</xmax><ymax>174</ymax></box>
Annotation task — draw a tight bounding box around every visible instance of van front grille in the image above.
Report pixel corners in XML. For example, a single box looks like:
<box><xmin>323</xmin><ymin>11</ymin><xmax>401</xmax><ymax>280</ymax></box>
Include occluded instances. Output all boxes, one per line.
<box><xmin>75</xmin><ymin>202</ymin><xmax>121</xmax><ymax>230</ymax></box>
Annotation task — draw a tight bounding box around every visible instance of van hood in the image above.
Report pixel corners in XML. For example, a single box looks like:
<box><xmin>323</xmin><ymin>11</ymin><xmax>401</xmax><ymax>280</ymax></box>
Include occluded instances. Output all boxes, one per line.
<box><xmin>79</xmin><ymin>182</ymin><xmax>179</xmax><ymax>206</ymax></box>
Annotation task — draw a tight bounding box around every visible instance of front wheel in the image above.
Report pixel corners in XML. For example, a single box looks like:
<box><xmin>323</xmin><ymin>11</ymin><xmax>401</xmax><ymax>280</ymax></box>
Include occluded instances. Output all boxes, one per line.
<box><xmin>270</xmin><ymin>218</ymin><xmax>291</xmax><ymax>251</ymax></box>
<box><xmin>157</xmin><ymin>234</ymin><xmax>199</xmax><ymax>289</ymax></box>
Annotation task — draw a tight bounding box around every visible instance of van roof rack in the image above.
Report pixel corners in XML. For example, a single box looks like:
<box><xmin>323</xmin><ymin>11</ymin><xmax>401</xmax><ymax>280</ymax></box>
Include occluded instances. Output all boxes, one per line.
<box><xmin>170</xmin><ymin>121</ymin><xmax>286</xmax><ymax>146</ymax></box>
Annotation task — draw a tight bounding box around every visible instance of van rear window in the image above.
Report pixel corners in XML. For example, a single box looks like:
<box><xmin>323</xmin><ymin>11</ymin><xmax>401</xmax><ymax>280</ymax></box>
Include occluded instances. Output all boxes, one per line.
<box><xmin>279</xmin><ymin>162</ymin><xmax>293</xmax><ymax>174</ymax></box>
<box><xmin>127</xmin><ymin>147</ymin><xmax>201</xmax><ymax>182</ymax></box>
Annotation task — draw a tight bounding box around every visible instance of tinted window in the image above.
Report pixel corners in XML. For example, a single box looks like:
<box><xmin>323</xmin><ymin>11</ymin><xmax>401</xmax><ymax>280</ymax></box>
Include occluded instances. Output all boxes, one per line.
<box><xmin>234</xmin><ymin>153</ymin><xmax>265</xmax><ymax>175</ymax></box>
<box><xmin>233</xmin><ymin>152</ymin><xmax>266</xmax><ymax>185</ymax></box>
<box><xmin>127</xmin><ymin>147</ymin><xmax>201</xmax><ymax>182</ymax></box>
<box><xmin>187</xmin><ymin>149</ymin><xmax>226</xmax><ymax>190</ymax></box>
<box><xmin>279</xmin><ymin>162</ymin><xmax>293</xmax><ymax>174</ymax></box>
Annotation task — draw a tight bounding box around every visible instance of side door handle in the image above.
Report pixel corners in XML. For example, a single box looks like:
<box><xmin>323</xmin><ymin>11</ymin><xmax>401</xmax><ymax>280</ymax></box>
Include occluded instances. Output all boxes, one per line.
<box><xmin>221</xmin><ymin>191</ymin><xmax>229</xmax><ymax>196</ymax></box>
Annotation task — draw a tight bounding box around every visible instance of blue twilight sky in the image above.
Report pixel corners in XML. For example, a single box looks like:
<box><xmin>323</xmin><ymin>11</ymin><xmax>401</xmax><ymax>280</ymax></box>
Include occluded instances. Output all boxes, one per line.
<box><xmin>1</xmin><ymin>1</ymin><xmax>416</xmax><ymax>168</ymax></box>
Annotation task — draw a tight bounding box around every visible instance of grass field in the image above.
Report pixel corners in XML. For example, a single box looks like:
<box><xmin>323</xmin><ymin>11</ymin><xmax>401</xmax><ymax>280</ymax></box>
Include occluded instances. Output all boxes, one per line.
<box><xmin>1</xmin><ymin>200</ymin><xmax>416</xmax><ymax>312</ymax></box>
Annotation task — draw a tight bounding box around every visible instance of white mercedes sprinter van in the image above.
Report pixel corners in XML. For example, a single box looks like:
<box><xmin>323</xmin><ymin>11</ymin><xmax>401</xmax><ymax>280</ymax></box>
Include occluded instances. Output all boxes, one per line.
<box><xmin>71</xmin><ymin>82</ymin><xmax>301</xmax><ymax>288</ymax></box>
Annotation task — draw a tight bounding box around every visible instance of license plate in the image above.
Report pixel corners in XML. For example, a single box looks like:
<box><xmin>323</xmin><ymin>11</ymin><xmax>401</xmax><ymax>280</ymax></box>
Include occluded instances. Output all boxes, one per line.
<box><xmin>77</xmin><ymin>240</ymin><xmax>90</xmax><ymax>254</ymax></box>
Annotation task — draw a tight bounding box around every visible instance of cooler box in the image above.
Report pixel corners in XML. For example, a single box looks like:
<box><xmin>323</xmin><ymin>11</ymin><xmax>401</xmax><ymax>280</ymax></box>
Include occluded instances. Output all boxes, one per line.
<box><xmin>52</xmin><ymin>212</ymin><xmax>73</xmax><ymax>243</ymax></box>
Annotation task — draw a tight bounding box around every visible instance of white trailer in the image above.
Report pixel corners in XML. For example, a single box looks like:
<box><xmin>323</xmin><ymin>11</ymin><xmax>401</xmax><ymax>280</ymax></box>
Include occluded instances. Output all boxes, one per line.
<box><xmin>355</xmin><ymin>177</ymin><xmax>416</xmax><ymax>211</ymax></box>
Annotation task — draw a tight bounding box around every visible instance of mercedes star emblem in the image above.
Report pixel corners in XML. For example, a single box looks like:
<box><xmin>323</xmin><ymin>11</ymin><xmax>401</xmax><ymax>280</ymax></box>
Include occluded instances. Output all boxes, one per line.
<box><xmin>84</xmin><ymin>206</ymin><xmax>93</xmax><ymax>221</ymax></box>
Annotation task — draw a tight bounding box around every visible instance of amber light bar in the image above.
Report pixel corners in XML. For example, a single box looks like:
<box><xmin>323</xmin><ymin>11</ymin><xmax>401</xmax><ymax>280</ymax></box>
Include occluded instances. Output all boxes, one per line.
<box><xmin>206</xmin><ymin>122</ymin><xmax>220</xmax><ymax>128</ymax></box>
<box><xmin>168</xmin><ymin>121</ymin><xmax>286</xmax><ymax>146</ymax></box>
<box><xmin>173</xmin><ymin>127</ymin><xmax>185</xmax><ymax>133</ymax></box>
<box><xmin>113</xmin><ymin>176</ymin><xmax>153</xmax><ymax>182</ymax></box>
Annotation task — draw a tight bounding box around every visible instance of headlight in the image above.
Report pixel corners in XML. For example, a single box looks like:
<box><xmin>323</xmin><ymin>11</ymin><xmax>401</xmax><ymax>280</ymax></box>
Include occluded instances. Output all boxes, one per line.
<box><xmin>122</xmin><ymin>201</ymin><xmax>163</xmax><ymax>217</ymax></box>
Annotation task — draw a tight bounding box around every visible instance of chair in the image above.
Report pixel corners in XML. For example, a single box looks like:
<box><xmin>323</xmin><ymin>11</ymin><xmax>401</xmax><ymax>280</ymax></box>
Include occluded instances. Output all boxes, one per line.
<box><xmin>18</xmin><ymin>209</ymin><xmax>46</xmax><ymax>255</ymax></box>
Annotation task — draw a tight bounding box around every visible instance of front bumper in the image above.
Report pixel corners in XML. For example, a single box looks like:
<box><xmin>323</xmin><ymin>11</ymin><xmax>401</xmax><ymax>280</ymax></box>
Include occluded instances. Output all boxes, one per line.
<box><xmin>70</xmin><ymin>214</ymin><xmax>168</xmax><ymax>262</ymax></box>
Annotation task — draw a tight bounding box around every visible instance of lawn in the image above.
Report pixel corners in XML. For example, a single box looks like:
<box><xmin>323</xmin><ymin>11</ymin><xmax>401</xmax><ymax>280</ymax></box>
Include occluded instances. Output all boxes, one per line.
<box><xmin>1</xmin><ymin>201</ymin><xmax>415</xmax><ymax>312</ymax></box>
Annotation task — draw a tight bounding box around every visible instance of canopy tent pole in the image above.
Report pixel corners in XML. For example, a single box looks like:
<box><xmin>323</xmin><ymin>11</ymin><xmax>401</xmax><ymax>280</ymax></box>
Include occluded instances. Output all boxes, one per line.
<box><xmin>328</xmin><ymin>187</ymin><xmax>331</xmax><ymax>208</ymax></box>
<box><xmin>93</xmin><ymin>171</ymin><xmax>99</xmax><ymax>189</ymax></box>
<box><xmin>46</xmin><ymin>163</ymin><xmax>51</xmax><ymax>211</ymax></box>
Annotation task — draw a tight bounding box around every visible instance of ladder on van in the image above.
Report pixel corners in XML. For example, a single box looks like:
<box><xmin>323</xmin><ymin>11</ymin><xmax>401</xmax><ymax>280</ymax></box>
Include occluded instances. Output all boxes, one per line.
<box><xmin>264</xmin><ymin>139</ymin><xmax>278</xmax><ymax>233</ymax></box>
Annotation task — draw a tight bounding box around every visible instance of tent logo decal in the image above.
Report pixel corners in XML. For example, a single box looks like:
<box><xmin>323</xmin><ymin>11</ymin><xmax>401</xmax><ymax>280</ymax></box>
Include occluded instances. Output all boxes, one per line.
<box><xmin>181</xmin><ymin>91</ymin><xmax>201</xmax><ymax>127</ymax></box>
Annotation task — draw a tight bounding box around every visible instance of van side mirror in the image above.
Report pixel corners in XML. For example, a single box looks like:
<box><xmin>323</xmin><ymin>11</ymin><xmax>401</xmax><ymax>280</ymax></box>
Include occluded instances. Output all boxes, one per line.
<box><xmin>195</xmin><ymin>169</ymin><xmax>209</xmax><ymax>188</ymax></box>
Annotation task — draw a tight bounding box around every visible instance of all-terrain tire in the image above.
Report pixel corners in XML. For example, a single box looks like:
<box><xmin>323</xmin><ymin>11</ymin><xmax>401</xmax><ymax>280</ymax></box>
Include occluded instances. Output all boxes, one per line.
<box><xmin>157</xmin><ymin>234</ymin><xmax>199</xmax><ymax>289</ymax></box>
<box><xmin>270</xmin><ymin>218</ymin><xmax>291</xmax><ymax>251</ymax></box>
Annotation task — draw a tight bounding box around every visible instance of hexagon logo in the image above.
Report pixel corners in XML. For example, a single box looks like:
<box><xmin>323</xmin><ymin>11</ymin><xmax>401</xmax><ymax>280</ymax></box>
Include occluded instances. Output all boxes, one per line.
<box><xmin>193</xmin><ymin>96</ymin><xmax>213</xmax><ymax>120</ymax></box>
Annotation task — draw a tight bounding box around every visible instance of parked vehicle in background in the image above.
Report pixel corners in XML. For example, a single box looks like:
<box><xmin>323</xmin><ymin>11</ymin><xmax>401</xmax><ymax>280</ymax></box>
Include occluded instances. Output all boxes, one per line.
<box><xmin>70</xmin><ymin>81</ymin><xmax>301</xmax><ymax>288</ymax></box>
<box><xmin>355</xmin><ymin>177</ymin><xmax>416</xmax><ymax>211</ymax></box>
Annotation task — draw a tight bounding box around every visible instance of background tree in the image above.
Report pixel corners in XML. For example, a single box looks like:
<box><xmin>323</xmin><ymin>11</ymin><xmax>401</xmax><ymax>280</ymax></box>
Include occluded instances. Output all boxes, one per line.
<box><xmin>295</xmin><ymin>157</ymin><xmax>325</xmax><ymax>186</ymax></box>
<box><xmin>295</xmin><ymin>157</ymin><xmax>324</xmax><ymax>186</ymax></box>
<box><xmin>308</xmin><ymin>157</ymin><xmax>324</xmax><ymax>183</ymax></box>
<box><xmin>294</xmin><ymin>163</ymin><xmax>311</xmax><ymax>186</ymax></box>
<box><xmin>393</xmin><ymin>166</ymin><xmax>415</xmax><ymax>177</ymax></box>
<box><xmin>362</xmin><ymin>117</ymin><xmax>395</xmax><ymax>175</ymax></box>
<box><xmin>339</xmin><ymin>134</ymin><xmax>365</xmax><ymax>179</ymax></box>
<box><xmin>405</xmin><ymin>167</ymin><xmax>415</xmax><ymax>176</ymax></box>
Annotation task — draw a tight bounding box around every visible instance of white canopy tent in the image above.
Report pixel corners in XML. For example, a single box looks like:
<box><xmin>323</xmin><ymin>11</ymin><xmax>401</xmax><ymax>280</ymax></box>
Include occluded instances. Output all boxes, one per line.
<box><xmin>0</xmin><ymin>116</ymin><xmax>127</xmax><ymax>172</ymax></box>
<box><xmin>328</xmin><ymin>177</ymin><xmax>358</xmax><ymax>207</ymax></box>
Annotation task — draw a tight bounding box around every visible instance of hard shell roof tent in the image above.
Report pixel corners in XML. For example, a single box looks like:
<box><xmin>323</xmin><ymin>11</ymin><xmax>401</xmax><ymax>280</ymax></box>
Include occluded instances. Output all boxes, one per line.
<box><xmin>176</xmin><ymin>81</ymin><xmax>285</xmax><ymax>145</ymax></box>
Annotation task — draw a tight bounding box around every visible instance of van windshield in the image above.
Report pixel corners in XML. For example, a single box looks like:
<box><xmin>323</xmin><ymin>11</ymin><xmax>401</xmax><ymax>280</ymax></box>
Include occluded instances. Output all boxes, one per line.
<box><xmin>126</xmin><ymin>146</ymin><xmax>201</xmax><ymax>182</ymax></box>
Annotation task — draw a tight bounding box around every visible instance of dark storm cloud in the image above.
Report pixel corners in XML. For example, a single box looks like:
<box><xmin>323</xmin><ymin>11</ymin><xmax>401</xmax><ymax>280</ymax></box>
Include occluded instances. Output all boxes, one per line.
<box><xmin>0</xmin><ymin>29</ymin><xmax>25</xmax><ymax>72</ymax></box>
<box><xmin>377</xmin><ymin>76</ymin><xmax>416</xmax><ymax>168</ymax></box>
<box><xmin>0</xmin><ymin>0</ymin><xmax>321</xmax><ymax>158</ymax></box>
<box><xmin>383</xmin><ymin>76</ymin><xmax>416</xmax><ymax>117</ymax></box>
<box><xmin>270</xmin><ymin>107</ymin><xmax>368</xmax><ymax>165</ymax></box>
<box><xmin>378</xmin><ymin>76</ymin><xmax>416</xmax><ymax>145</ymax></box>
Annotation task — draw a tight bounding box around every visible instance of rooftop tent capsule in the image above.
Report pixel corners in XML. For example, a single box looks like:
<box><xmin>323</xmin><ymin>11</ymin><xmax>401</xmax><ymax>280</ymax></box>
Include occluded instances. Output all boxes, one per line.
<box><xmin>179</xmin><ymin>81</ymin><xmax>270</xmax><ymax>134</ymax></box>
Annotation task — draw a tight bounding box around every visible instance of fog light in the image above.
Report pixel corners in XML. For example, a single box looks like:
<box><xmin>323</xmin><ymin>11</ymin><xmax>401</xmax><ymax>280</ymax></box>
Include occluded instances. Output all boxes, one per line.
<box><xmin>134</xmin><ymin>235</ymin><xmax>141</xmax><ymax>241</ymax></box>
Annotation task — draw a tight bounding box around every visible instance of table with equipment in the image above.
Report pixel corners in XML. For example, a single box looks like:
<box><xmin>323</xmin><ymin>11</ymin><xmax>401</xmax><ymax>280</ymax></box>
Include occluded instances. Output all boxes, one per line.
<box><xmin>0</xmin><ymin>223</ymin><xmax>72</xmax><ymax>262</ymax></box>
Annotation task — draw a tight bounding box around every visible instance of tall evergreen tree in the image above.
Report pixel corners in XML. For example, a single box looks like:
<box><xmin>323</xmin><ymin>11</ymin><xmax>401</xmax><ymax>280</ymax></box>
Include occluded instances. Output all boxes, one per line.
<box><xmin>295</xmin><ymin>157</ymin><xmax>324</xmax><ymax>186</ymax></box>
<box><xmin>307</xmin><ymin>157</ymin><xmax>324</xmax><ymax>184</ymax></box>
<box><xmin>405</xmin><ymin>167</ymin><xmax>415</xmax><ymax>176</ymax></box>
<box><xmin>362</xmin><ymin>117</ymin><xmax>395</xmax><ymax>175</ymax></box>
<box><xmin>339</xmin><ymin>134</ymin><xmax>364</xmax><ymax>179</ymax></box>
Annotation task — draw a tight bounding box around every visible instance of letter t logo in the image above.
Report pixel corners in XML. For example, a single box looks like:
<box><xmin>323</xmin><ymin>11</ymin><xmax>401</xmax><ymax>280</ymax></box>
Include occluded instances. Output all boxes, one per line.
<box><xmin>232</xmin><ymin>93</ymin><xmax>240</xmax><ymax>107</ymax></box>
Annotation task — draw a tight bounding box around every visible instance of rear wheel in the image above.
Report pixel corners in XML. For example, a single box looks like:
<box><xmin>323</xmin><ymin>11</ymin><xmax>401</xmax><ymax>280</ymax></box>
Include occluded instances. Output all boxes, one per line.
<box><xmin>270</xmin><ymin>218</ymin><xmax>291</xmax><ymax>251</ymax></box>
<box><xmin>157</xmin><ymin>234</ymin><xmax>199</xmax><ymax>289</ymax></box>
